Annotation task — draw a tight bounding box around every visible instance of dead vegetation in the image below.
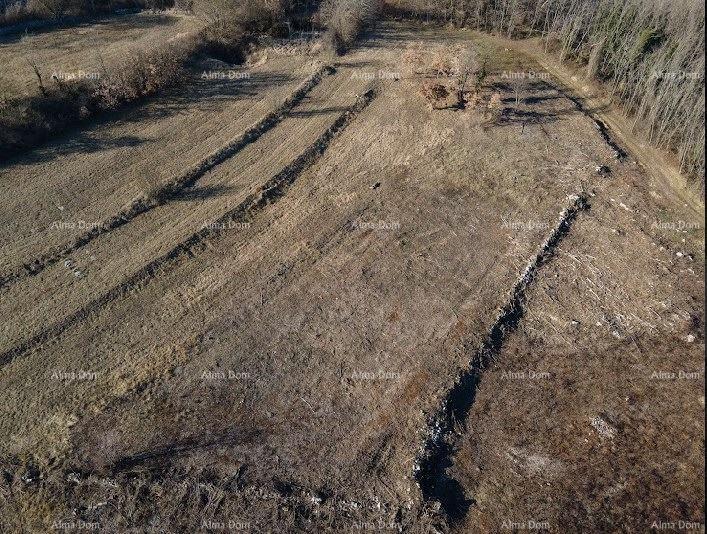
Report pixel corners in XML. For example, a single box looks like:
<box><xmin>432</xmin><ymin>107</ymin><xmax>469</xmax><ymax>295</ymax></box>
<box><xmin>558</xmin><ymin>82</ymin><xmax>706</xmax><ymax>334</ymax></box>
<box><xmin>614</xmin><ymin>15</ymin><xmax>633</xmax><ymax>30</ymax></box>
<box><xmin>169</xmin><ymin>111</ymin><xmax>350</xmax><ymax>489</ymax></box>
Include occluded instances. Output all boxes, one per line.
<box><xmin>404</xmin><ymin>42</ymin><xmax>486</xmax><ymax>110</ymax></box>
<box><xmin>0</xmin><ymin>0</ymin><xmax>146</xmax><ymax>27</ymax></box>
<box><xmin>319</xmin><ymin>0</ymin><xmax>381</xmax><ymax>54</ymax></box>
<box><xmin>0</xmin><ymin>16</ymin><xmax>702</xmax><ymax>532</ymax></box>
<box><xmin>0</xmin><ymin>39</ymin><xmax>196</xmax><ymax>161</ymax></box>
<box><xmin>0</xmin><ymin>1</ymin><xmax>304</xmax><ymax>161</ymax></box>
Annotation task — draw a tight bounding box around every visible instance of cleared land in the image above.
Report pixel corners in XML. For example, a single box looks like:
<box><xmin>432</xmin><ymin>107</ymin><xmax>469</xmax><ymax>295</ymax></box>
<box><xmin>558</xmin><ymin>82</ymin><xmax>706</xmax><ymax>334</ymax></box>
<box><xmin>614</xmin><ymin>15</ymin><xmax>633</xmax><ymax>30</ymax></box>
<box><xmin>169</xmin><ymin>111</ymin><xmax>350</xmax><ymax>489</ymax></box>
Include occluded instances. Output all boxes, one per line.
<box><xmin>0</xmin><ymin>18</ymin><xmax>704</xmax><ymax>534</ymax></box>
<box><xmin>453</xmin><ymin>158</ymin><xmax>705</xmax><ymax>532</ymax></box>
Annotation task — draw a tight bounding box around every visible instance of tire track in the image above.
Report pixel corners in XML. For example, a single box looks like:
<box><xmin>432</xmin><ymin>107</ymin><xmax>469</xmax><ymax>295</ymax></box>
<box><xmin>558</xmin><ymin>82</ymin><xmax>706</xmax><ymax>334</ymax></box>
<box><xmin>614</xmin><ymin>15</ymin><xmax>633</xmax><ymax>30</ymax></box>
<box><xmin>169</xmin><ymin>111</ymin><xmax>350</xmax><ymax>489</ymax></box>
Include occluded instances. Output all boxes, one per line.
<box><xmin>0</xmin><ymin>65</ymin><xmax>335</xmax><ymax>291</ymax></box>
<box><xmin>0</xmin><ymin>86</ymin><xmax>378</xmax><ymax>369</ymax></box>
<box><xmin>413</xmin><ymin>193</ymin><xmax>589</xmax><ymax>525</ymax></box>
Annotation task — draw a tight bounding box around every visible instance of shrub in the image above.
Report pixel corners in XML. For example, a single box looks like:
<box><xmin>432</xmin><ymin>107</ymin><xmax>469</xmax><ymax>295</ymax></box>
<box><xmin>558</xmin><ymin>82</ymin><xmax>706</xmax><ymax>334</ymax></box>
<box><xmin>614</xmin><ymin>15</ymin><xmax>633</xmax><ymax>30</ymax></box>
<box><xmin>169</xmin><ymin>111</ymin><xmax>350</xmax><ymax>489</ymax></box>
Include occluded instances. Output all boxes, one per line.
<box><xmin>31</xmin><ymin>0</ymin><xmax>73</xmax><ymax>18</ymax></box>
<box><xmin>193</xmin><ymin>0</ymin><xmax>291</xmax><ymax>63</ymax></box>
<box><xmin>0</xmin><ymin>1</ymin><xmax>34</xmax><ymax>25</ymax></box>
<box><xmin>93</xmin><ymin>42</ymin><xmax>193</xmax><ymax>107</ymax></box>
<box><xmin>0</xmin><ymin>0</ymin><xmax>149</xmax><ymax>26</ymax></box>
<box><xmin>385</xmin><ymin>0</ymin><xmax>706</xmax><ymax>191</ymax></box>
<box><xmin>198</xmin><ymin>19</ymin><xmax>251</xmax><ymax>63</ymax></box>
<box><xmin>0</xmin><ymin>0</ymin><xmax>296</xmax><ymax>159</ymax></box>
<box><xmin>319</xmin><ymin>0</ymin><xmax>381</xmax><ymax>54</ymax></box>
<box><xmin>406</xmin><ymin>43</ymin><xmax>482</xmax><ymax>110</ymax></box>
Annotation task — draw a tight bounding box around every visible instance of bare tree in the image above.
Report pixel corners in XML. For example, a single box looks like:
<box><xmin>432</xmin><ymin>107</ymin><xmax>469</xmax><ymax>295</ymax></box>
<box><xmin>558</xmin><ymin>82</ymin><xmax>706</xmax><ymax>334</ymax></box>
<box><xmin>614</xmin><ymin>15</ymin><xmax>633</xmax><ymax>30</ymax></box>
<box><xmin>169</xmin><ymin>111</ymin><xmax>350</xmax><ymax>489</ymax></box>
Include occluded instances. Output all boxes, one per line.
<box><xmin>390</xmin><ymin>0</ymin><xmax>705</xmax><ymax>186</ymax></box>
<box><xmin>510</xmin><ymin>74</ymin><xmax>526</xmax><ymax>105</ymax></box>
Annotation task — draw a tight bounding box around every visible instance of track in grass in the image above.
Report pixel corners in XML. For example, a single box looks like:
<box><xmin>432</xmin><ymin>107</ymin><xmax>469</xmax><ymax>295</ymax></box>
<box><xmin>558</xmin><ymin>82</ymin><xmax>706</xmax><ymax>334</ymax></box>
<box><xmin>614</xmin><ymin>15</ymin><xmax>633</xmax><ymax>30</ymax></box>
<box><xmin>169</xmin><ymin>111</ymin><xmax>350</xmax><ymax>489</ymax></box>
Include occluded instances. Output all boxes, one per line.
<box><xmin>0</xmin><ymin>66</ymin><xmax>335</xmax><ymax>291</ymax></box>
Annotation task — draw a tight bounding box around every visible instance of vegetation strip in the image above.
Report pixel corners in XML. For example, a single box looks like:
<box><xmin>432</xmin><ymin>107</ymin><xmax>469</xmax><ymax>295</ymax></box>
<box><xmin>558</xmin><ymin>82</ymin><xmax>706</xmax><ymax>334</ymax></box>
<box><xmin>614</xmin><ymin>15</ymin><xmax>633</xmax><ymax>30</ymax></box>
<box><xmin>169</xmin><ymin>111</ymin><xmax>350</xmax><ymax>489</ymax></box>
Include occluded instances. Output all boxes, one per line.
<box><xmin>0</xmin><ymin>65</ymin><xmax>334</xmax><ymax>291</ymax></box>
<box><xmin>0</xmin><ymin>85</ymin><xmax>378</xmax><ymax>369</ymax></box>
<box><xmin>413</xmin><ymin>193</ymin><xmax>590</xmax><ymax>524</ymax></box>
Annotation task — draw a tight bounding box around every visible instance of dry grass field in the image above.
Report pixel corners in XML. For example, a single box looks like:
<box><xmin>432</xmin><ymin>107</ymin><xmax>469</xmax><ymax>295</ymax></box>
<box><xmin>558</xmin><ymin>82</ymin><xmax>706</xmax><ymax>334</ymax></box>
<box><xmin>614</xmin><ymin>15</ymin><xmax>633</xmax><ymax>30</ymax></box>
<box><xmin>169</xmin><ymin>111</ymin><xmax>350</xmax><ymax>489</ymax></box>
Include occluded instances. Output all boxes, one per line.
<box><xmin>0</xmin><ymin>11</ymin><xmax>204</xmax><ymax>100</ymax></box>
<box><xmin>0</xmin><ymin>9</ymin><xmax>703</xmax><ymax>534</ymax></box>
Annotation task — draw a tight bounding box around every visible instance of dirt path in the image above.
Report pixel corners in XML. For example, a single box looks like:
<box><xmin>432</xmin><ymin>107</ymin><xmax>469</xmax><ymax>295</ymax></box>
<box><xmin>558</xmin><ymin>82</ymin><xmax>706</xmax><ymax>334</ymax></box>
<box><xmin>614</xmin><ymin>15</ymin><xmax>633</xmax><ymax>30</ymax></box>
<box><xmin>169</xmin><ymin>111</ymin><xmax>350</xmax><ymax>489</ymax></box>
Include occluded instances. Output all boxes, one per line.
<box><xmin>491</xmin><ymin>34</ymin><xmax>704</xmax><ymax>218</ymax></box>
<box><xmin>0</xmin><ymin>22</ymin><xmax>703</xmax><ymax>533</ymax></box>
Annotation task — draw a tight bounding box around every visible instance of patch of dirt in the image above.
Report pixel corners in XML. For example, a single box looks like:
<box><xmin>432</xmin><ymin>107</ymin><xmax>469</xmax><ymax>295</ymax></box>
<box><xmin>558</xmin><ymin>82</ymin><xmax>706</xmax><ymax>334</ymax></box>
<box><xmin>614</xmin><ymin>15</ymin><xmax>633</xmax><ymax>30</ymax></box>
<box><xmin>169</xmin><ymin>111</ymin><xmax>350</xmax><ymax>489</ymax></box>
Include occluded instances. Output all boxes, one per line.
<box><xmin>489</xmin><ymin>33</ymin><xmax>704</xmax><ymax>216</ymax></box>
<box><xmin>450</xmin><ymin>160</ymin><xmax>704</xmax><ymax>532</ymax></box>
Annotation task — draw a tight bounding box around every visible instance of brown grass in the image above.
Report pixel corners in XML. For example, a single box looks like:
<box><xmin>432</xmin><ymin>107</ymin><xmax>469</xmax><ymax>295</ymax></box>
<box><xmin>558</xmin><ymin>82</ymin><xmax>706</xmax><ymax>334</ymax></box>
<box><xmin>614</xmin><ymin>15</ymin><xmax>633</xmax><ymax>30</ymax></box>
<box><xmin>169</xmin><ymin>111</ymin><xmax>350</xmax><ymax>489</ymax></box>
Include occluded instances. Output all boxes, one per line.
<box><xmin>0</xmin><ymin>14</ymin><xmax>266</xmax><ymax>161</ymax></box>
<box><xmin>405</xmin><ymin>42</ymin><xmax>485</xmax><ymax>110</ymax></box>
<box><xmin>0</xmin><ymin>0</ymin><xmax>145</xmax><ymax>27</ymax></box>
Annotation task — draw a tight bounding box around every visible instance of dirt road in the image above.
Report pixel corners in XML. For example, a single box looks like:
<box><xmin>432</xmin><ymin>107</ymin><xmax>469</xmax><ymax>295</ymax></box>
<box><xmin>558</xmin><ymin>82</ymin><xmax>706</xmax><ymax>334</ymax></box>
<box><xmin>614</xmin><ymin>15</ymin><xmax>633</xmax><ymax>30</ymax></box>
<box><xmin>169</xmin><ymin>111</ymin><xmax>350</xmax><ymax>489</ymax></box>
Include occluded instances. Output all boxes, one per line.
<box><xmin>493</xmin><ymin>34</ymin><xmax>705</xmax><ymax>218</ymax></box>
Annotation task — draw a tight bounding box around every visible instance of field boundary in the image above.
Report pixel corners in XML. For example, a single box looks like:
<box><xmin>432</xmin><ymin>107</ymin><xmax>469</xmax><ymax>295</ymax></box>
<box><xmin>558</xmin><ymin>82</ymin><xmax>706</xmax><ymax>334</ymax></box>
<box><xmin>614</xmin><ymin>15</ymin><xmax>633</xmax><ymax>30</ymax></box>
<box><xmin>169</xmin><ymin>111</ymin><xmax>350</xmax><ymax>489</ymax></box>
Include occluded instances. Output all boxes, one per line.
<box><xmin>500</xmin><ymin>35</ymin><xmax>705</xmax><ymax>212</ymax></box>
<box><xmin>414</xmin><ymin>193</ymin><xmax>589</xmax><ymax>524</ymax></box>
<box><xmin>0</xmin><ymin>8</ymin><xmax>143</xmax><ymax>39</ymax></box>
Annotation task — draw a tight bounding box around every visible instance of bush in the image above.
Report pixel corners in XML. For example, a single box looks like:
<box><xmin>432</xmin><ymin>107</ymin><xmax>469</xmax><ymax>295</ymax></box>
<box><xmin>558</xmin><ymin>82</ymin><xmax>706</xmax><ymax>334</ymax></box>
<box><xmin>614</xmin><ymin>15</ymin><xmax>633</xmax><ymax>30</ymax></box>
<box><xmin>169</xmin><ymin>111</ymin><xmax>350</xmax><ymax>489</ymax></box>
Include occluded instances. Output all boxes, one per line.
<box><xmin>0</xmin><ymin>1</ymin><xmax>34</xmax><ymax>25</ymax></box>
<box><xmin>405</xmin><ymin>42</ymin><xmax>483</xmax><ymax>110</ymax></box>
<box><xmin>319</xmin><ymin>0</ymin><xmax>381</xmax><ymax>54</ymax></box>
<box><xmin>193</xmin><ymin>1</ymin><xmax>290</xmax><ymax>64</ymax></box>
<box><xmin>0</xmin><ymin>0</ymin><xmax>143</xmax><ymax>26</ymax></box>
<box><xmin>31</xmin><ymin>0</ymin><xmax>74</xmax><ymax>18</ymax></box>
<box><xmin>0</xmin><ymin>0</ymin><xmax>297</xmax><ymax>159</ymax></box>
<box><xmin>198</xmin><ymin>20</ymin><xmax>251</xmax><ymax>63</ymax></box>
<box><xmin>385</xmin><ymin>0</ymin><xmax>706</xmax><ymax>191</ymax></box>
<box><xmin>93</xmin><ymin>42</ymin><xmax>193</xmax><ymax>108</ymax></box>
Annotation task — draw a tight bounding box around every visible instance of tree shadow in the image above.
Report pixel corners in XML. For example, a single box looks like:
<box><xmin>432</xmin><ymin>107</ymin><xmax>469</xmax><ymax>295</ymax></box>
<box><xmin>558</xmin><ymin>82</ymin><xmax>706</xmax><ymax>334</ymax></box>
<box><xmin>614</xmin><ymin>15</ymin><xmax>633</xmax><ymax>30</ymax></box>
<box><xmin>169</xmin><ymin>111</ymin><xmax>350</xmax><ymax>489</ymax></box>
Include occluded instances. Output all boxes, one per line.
<box><xmin>12</xmin><ymin>133</ymin><xmax>151</xmax><ymax>165</ymax></box>
<box><xmin>495</xmin><ymin>107</ymin><xmax>562</xmax><ymax>127</ymax></box>
<box><xmin>0</xmin><ymin>10</ymin><xmax>178</xmax><ymax>45</ymax></box>
<box><xmin>108</xmin><ymin>426</ymin><xmax>265</xmax><ymax>474</ymax></box>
